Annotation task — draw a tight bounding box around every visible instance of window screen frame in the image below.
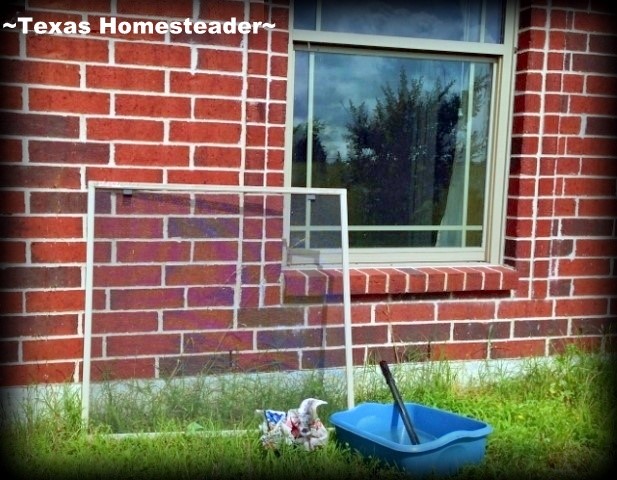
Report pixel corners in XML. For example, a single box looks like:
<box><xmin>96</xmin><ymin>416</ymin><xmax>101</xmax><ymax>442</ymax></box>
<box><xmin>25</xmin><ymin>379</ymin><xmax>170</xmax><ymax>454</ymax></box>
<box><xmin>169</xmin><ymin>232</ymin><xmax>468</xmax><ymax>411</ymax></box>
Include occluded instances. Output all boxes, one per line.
<box><xmin>283</xmin><ymin>0</ymin><xmax>519</xmax><ymax>266</ymax></box>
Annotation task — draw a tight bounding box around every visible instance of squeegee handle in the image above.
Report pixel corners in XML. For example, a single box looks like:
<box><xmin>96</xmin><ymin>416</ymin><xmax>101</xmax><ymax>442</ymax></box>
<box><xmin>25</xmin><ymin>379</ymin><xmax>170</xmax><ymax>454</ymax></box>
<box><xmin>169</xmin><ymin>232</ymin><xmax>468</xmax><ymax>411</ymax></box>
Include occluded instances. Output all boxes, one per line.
<box><xmin>379</xmin><ymin>360</ymin><xmax>421</xmax><ymax>445</ymax></box>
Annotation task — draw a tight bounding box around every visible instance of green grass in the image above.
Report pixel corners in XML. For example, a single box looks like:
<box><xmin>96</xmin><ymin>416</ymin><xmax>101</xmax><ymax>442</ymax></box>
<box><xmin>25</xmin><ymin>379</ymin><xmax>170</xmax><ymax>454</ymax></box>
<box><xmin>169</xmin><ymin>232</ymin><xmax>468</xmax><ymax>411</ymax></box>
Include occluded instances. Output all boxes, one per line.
<box><xmin>86</xmin><ymin>368</ymin><xmax>348</xmax><ymax>433</ymax></box>
<box><xmin>2</xmin><ymin>348</ymin><xmax>615</xmax><ymax>480</ymax></box>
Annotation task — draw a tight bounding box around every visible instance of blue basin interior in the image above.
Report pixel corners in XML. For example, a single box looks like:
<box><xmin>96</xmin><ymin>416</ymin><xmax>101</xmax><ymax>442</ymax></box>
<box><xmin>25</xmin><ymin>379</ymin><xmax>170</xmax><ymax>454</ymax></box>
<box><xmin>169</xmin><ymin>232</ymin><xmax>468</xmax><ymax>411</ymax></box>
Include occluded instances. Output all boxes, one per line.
<box><xmin>330</xmin><ymin>402</ymin><xmax>492</xmax><ymax>476</ymax></box>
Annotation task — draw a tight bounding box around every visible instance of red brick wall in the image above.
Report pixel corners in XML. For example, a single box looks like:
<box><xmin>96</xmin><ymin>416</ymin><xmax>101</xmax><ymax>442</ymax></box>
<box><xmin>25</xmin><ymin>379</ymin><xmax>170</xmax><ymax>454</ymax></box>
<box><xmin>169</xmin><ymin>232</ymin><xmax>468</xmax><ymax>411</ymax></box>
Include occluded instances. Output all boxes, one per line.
<box><xmin>506</xmin><ymin>0</ymin><xmax>617</xmax><ymax>355</ymax></box>
<box><xmin>0</xmin><ymin>0</ymin><xmax>615</xmax><ymax>387</ymax></box>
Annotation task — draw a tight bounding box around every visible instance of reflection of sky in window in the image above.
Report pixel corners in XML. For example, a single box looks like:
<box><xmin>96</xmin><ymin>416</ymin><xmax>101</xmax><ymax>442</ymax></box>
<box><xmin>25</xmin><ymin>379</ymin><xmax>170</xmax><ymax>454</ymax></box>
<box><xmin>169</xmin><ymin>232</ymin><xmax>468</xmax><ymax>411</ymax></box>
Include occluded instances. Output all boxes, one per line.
<box><xmin>294</xmin><ymin>51</ymin><xmax>477</xmax><ymax>160</ymax></box>
<box><xmin>294</xmin><ymin>0</ymin><xmax>503</xmax><ymax>43</ymax></box>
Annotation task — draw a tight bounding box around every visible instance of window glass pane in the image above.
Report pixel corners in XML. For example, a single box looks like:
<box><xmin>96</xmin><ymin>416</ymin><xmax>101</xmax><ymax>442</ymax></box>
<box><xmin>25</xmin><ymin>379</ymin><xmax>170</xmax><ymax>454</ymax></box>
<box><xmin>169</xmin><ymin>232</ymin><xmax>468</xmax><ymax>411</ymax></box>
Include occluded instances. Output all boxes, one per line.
<box><xmin>290</xmin><ymin>194</ymin><xmax>306</xmax><ymax>226</ymax></box>
<box><xmin>293</xmin><ymin>1</ymin><xmax>316</xmax><ymax>30</ymax></box>
<box><xmin>289</xmin><ymin>195</ymin><xmax>342</xmax><ymax>250</ymax></box>
<box><xmin>290</xmin><ymin>229</ymin><xmax>341</xmax><ymax>249</ymax></box>
<box><xmin>310</xmin><ymin>195</ymin><xmax>341</xmax><ymax>226</ymax></box>
<box><xmin>484</xmin><ymin>0</ymin><xmax>505</xmax><ymax>44</ymax></box>
<box><xmin>295</xmin><ymin>0</ymin><xmax>504</xmax><ymax>43</ymax></box>
<box><xmin>292</xmin><ymin>52</ymin><xmax>310</xmax><ymax>188</ymax></box>
<box><xmin>466</xmin><ymin>230</ymin><xmax>483</xmax><ymax>247</ymax></box>
<box><xmin>291</xmin><ymin>50</ymin><xmax>493</xmax><ymax>249</ymax></box>
<box><xmin>290</xmin><ymin>194</ymin><xmax>340</xmax><ymax>226</ymax></box>
<box><xmin>350</xmin><ymin>231</ymin><xmax>438</xmax><ymax>248</ymax></box>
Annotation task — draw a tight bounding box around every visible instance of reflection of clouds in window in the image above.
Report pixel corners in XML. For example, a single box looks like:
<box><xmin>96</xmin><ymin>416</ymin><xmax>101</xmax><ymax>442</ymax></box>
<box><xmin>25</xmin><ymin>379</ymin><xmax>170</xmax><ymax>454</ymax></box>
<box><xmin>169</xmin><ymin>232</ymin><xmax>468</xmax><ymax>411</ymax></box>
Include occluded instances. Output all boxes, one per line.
<box><xmin>300</xmin><ymin>52</ymin><xmax>473</xmax><ymax>161</ymax></box>
<box><xmin>322</xmin><ymin>2</ymin><xmax>466</xmax><ymax>41</ymax></box>
<box><xmin>294</xmin><ymin>0</ymin><xmax>501</xmax><ymax>43</ymax></box>
<box><xmin>292</xmin><ymin>51</ymin><xmax>309</xmax><ymax>125</ymax></box>
<box><xmin>313</xmin><ymin>53</ymin><xmax>386</xmax><ymax>159</ymax></box>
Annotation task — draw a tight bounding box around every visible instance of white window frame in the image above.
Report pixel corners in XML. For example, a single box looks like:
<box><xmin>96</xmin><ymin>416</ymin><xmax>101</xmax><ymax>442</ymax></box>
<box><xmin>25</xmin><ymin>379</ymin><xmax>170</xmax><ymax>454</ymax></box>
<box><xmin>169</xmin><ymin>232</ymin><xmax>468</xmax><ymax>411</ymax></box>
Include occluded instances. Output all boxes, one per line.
<box><xmin>284</xmin><ymin>1</ymin><xmax>519</xmax><ymax>266</ymax></box>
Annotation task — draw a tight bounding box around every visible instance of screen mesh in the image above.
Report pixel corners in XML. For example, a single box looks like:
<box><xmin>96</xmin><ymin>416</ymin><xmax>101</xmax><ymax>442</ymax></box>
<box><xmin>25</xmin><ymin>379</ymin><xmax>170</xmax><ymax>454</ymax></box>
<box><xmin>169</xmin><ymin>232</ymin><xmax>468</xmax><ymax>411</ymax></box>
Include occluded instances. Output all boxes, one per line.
<box><xmin>82</xmin><ymin>184</ymin><xmax>351</xmax><ymax>434</ymax></box>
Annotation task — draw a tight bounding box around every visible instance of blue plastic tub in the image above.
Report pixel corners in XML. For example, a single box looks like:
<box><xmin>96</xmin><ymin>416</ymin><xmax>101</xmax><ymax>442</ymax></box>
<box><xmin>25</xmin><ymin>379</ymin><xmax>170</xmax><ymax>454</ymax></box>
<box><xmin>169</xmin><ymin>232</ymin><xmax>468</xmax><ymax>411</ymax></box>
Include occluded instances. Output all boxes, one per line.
<box><xmin>330</xmin><ymin>402</ymin><xmax>492</xmax><ymax>477</ymax></box>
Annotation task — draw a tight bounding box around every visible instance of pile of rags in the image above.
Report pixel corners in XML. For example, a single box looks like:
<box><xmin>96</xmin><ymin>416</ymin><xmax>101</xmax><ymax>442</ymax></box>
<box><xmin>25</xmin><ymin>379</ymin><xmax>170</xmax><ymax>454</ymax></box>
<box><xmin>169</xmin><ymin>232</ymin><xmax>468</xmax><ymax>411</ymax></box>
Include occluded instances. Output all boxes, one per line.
<box><xmin>257</xmin><ymin>397</ymin><xmax>328</xmax><ymax>451</ymax></box>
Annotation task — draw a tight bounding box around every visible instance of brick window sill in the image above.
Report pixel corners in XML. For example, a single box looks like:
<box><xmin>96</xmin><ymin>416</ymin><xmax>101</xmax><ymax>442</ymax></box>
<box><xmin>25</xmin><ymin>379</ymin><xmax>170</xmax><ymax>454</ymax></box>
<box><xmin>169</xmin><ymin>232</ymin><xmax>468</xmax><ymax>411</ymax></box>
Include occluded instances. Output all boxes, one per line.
<box><xmin>283</xmin><ymin>265</ymin><xmax>519</xmax><ymax>298</ymax></box>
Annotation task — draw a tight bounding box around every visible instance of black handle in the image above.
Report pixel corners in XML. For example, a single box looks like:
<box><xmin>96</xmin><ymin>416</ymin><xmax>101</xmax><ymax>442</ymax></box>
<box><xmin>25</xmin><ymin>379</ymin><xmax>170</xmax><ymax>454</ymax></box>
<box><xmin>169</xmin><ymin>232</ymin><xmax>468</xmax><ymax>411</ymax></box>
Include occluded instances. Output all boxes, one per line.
<box><xmin>379</xmin><ymin>360</ymin><xmax>421</xmax><ymax>445</ymax></box>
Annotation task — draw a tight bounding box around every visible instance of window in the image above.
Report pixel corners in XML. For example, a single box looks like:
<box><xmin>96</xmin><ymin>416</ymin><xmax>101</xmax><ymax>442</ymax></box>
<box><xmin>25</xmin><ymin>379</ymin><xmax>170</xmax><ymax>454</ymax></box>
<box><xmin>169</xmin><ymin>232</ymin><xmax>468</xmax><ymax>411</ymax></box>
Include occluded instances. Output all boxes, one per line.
<box><xmin>286</xmin><ymin>0</ymin><xmax>517</xmax><ymax>265</ymax></box>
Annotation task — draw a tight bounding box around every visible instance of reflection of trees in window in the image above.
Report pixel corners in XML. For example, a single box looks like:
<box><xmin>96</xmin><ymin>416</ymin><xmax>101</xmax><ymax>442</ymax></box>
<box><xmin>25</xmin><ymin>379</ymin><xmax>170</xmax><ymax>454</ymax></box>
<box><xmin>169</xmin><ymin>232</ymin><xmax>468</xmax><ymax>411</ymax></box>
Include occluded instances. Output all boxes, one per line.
<box><xmin>292</xmin><ymin>69</ymin><xmax>491</xmax><ymax>248</ymax></box>
<box><xmin>292</xmin><ymin>119</ymin><xmax>347</xmax><ymax>189</ymax></box>
<box><xmin>345</xmin><ymin>70</ymin><xmax>460</xmax><ymax>246</ymax></box>
<box><xmin>291</xmin><ymin>120</ymin><xmax>326</xmax><ymax>187</ymax></box>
